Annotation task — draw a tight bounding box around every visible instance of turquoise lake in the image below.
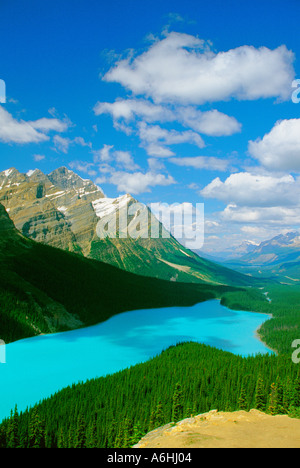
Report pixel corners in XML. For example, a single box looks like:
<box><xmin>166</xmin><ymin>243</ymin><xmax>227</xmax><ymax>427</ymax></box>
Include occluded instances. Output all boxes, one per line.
<box><xmin>0</xmin><ymin>300</ymin><xmax>272</xmax><ymax>422</ymax></box>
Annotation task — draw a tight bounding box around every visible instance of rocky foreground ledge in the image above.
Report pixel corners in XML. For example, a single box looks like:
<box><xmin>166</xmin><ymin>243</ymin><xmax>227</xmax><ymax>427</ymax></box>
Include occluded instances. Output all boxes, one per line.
<box><xmin>133</xmin><ymin>409</ymin><xmax>300</xmax><ymax>448</ymax></box>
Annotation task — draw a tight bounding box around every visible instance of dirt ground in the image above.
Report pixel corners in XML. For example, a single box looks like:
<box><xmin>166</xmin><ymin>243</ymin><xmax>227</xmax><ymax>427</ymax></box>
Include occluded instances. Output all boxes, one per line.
<box><xmin>133</xmin><ymin>409</ymin><xmax>300</xmax><ymax>448</ymax></box>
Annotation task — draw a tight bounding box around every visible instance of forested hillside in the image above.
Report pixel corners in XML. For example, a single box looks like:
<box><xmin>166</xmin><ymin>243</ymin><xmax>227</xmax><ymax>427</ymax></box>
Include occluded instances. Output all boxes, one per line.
<box><xmin>1</xmin><ymin>342</ymin><xmax>300</xmax><ymax>448</ymax></box>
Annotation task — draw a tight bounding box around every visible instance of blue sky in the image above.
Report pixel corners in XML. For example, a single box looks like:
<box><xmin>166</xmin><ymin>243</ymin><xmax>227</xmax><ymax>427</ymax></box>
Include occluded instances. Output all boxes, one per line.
<box><xmin>1</xmin><ymin>0</ymin><xmax>300</xmax><ymax>254</ymax></box>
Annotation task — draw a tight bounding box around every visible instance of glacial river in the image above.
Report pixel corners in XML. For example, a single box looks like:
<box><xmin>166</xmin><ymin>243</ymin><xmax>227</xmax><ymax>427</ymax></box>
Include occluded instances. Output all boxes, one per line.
<box><xmin>0</xmin><ymin>300</ymin><xmax>272</xmax><ymax>422</ymax></box>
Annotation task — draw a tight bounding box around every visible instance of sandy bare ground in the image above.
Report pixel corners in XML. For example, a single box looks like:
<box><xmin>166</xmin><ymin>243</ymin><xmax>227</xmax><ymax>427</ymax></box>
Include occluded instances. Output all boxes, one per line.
<box><xmin>134</xmin><ymin>409</ymin><xmax>300</xmax><ymax>448</ymax></box>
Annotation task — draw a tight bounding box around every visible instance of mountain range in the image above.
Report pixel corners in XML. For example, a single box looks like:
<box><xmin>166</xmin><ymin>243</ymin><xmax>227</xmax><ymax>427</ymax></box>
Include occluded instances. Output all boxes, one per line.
<box><xmin>224</xmin><ymin>231</ymin><xmax>300</xmax><ymax>283</ymax></box>
<box><xmin>0</xmin><ymin>166</ymin><xmax>252</xmax><ymax>287</ymax></box>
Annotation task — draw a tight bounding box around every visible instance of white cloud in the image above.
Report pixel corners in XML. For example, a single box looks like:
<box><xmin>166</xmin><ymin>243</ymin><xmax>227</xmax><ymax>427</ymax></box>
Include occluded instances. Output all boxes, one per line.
<box><xmin>33</xmin><ymin>154</ymin><xmax>46</xmax><ymax>162</ymax></box>
<box><xmin>95</xmin><ymin>98</ymin><xmax>242</xmax><ymax>138</ymax></box>
<box><xmin>104</xmin><ymin>32</ymin><xmax>295</xmax><ymax>105</ymax></box>
<box><xmin>29</xmin><ymin>117</ymin><xmax>69</xmax><ymax>133</ymax></box>
<box><xmin>248</xmin><ymin>119</ymin><xmax>300</xmax><ymax>172</ymax></box>
<box><xmin>53</xmin><ymin>135</ymin><xmax>91</xmax><ymax>153</ymax></box>
<box><xmin>0</xmin><ymin>107</ymin><xmax>70</xmax><ymax>144</ymax></box>
<box><xmin>93</xmin><ymin>145</ymin><xmax>139</xmax><ymax>171</ymax></box>
<box><xmin>177</xmin><ymin>108</ymin><xmax>242</xmax><ymax>136</ymax></box>
<box><xmin>109</xmin><ymin>170</ymin><xmax>176</xmax><ymax>194</ymax></box>
<box><xmin>221</xmin><ymin>204</ymin><xmax>300</xmax><ymax>226</ymax></box>
<box><xmin>147</xmin><ymin>158</ymin><xmax>166</xmax><ymax>172</ymax></box>
<box><xmin>93</xmin><ymin>144</ymin><xmax>114</xmax><ymax>162</ymax></box>
<box><xmin>201</xmin><ymin>172</ymin><xmax>300</xmax><ymax>207</ymax></box>
<box><xmin>114</xmin><ymin>150</ymin><xmax>140</xmax><ymax>171</ymax></box>
<box><xmin>53</xmin><ymin>135</ymin><xmax>71</xmax><ymax>153</ymax></box>
<box><xmin>94</xmin><ymin>99</ymin><xmax>173</xmax><ymax>123</ymax></box>
<box><xmin>169</xmin><ymin>156</ymin><xmax>230</xmax><ymax>172</ymax></box>
<box><xmin>138</xmin><ymin>122</ymin><xmax>205</xmax><ymax>156</ymax></box>
<box><xmin>0</xmin><ymin>106</ymin><xmax>48</xmax><ymax>144</ymax></box>
<box><xmin>69</xmin><ymin>161</ymin><xmax>97</xmax><ymax>176</ymax></box>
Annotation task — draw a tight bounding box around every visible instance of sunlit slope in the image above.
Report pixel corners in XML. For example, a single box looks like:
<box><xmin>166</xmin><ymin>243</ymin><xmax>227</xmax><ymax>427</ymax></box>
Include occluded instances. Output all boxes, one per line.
<box><xmin>0</xmin><ymin>167</ymin><xmax>254</xmax><ymax>287</ymax></box>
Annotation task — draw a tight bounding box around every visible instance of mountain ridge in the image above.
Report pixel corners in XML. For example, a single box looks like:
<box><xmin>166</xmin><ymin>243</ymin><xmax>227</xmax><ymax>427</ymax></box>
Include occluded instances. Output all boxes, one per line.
<box><xmin>0</xmin><ymin>166</ymin><xmax>254</xmax><ymax>287</ymax></box>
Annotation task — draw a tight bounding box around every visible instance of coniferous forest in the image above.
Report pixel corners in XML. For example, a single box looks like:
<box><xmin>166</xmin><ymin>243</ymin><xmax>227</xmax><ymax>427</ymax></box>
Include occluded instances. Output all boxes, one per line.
<box><xmin>1</xmin><ymin>342</ymin><xmax>300</xmax><ymax>448</ymax></box>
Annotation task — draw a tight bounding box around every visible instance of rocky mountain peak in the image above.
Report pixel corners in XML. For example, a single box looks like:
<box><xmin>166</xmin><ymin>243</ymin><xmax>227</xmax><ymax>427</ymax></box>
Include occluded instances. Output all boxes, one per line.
<box><xmin>0</xmin><ymin>167</ymin><xmax>27</xmax><ymax>189</ymax></box>
<box><xmin>48</xmin><ymin>167</ymin><xmax>92</xmax><ymax>190</ymax></box>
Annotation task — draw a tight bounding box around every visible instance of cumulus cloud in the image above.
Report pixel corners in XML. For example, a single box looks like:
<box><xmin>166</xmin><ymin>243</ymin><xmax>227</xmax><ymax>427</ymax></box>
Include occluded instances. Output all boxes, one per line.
<box><xmin>29</xmin><ymin>117</ymin><xmax>69</xmax><ymax>133</ymax></box>
<box><xmin>221</xmin><ymin>204</ymin><xmax>300</xmax><ymax>226</ymax></box>
<box><xmin>177</xmin><ymin>108</ymin><xmax>241</xmax><ymax>136</ymax></box>
<box><xmin>248</xmin><ymin>119</ymin><xmax>300</xmax><ymax>172</ymax></box>
<box><xmin>94</xmin><ymin>98</ymin><xmax>241</xmax><ymax>137</ymax></box>
<box><xmin>93</xmin><ymin>145</ymin><xmax>139</xmax><ymax>171</ymax></box>
<box><xmin>169</xmin><ymin>156</ymin><xmax>230</xmax><ymax>172</ymax></box>
<box><xmin>109</xmin><ymin>170</ymin><xmax>176</xmax><ymax>194</ymax></box>
<box><xmin>53</xmin><ymin>135</ymin><xmax>91</xmax><ymax>153</ymax></box>
<box><xmin>200</xmin><ymin>171</ymin><xmax>300</xmax><ymax>237</ymax></box>
<box><xmin>201</xmin><ymin>172</ymin><xmax>300</xmax><ymax>207</ymax></box>
<box><xmin>0</xmin><ymin>106</ymin><xmax>70</xmax><ymax>144</ymax></box>
<box><xmin>94</xmin><ymin>99</ymin><xmax>173</xmax><ymax>123</ymax></box>
<box><xmin>69</xmin><ymin>160</ymin><xmax>97</xmax><ymax>176</ymax></box>
<box><xmin>138</xmin><ymin>122</ymin><xmax>205</xmax><ymax>156</ymax></box>
<box><xmin>114</xmin><ymin>150</ymin><xmax>140</xmax><ymax>171</ymax></box>
<box><xmin>0</xmin><ymin>107</ymin><xmax>49</xmax><ymax>144</ymax></box>
<box><xmin>104</xmin><ymin>32</ymin><xmax>295</xmax><ymax>105</ymax></box>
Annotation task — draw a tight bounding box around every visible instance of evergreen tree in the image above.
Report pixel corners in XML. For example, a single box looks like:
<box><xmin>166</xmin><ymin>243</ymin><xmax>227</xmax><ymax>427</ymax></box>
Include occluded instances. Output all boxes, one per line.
<box><xmin>172</xmin><ymin>382</ymin><xmax>184</xmax><ymax>422</ymax></box>
<box><xmin>74</xmin><ymin>412</ymin><xmax>86</xmax><ymax>448</ymax></box>
<box><xmin>122</xmin><ymin>418</ymin><xmax>133</xmax><ymax>448</ymax></box>
<box><xmin>86</xmin><ymin>419</ymin><xmax>97</xmax><ymax>448</ymax></box>
<box><xmin>28</xmin><ymin>408</ymin><xmax>45</xmax><ymax>448</ymax></box>
<box><xmin>154</xmin><ymin>401</ymin><xmax>164</xmax><ymax>428</ymax></box>
<box><xmin>238</xmin><ymin>384</ymin><xmax>248</xmax><ymax>411</ymax></box>
<box><xmin>283</xmin><ymin>378</ymin><xmax>293</xmax><ymax>413</ymax></box>
<box><xmin>292</xmin><ymin>376</ymin><xmax>300</xmax><ymax>408</ymax></box>
<box><xmin>57</xmin><ymin>427</ymin><xmax>66</xmax><ymax>448</ymax></box>
<box><xmin>106</xmin><ymin>418</ymin><xmax>117</xmax><ymax>448</ymax></box>
<box><xmin>6</xmin><ymin>407</ymin><xmax>19</xmax><ymax>448</ymax></box>
<box><xmin>268</xmin><ymin>382</ymin><xmax>278</xmax><ymax>415</ymax></box>
<box><xmin>254</xmin><ymin>377</ymin><xmax>266</xmax><ymax>412</ymax></box>
<box><xmin>129</xmin><ymin>421</ymin><xmax>144</xmax><ymax>447</ymax></box>
<box><xmin>275</xmin><ymin>376</ymin><xmax>284</xmax><ymax>414</ymax></box>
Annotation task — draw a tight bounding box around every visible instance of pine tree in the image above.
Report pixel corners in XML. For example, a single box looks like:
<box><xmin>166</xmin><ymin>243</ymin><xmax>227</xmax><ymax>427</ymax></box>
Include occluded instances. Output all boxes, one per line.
<box><xmin>106</xmin><ymin>418</ymin><xmax>117</xmax><ymax>448</ymax></box>
<box><xmin>155</xmin><ymin>400</ymin><xmax>164</xmax><ymax>427</ymax></box>
<box><xmin>28</xmin><ymin>408</ymin><xmax>45</xmax><ymax>448</ymax></box>
<box><xmin>238</xmin><ymin>384</ymin><xmax>248</xmax><ymax>411</ymax></box>
<box><xmin>86</xmin><ymin>419</ymin><xmax>97</xmax><ymax>448</ymax></box>
<box><xmin>275</xmin><ymin>377</ymin><xmax>284</xmax><ymax>414</ymax></box>
<box><xmin>268</xmin><ymin>382</ymin><xmax>278</xmax><ymax>415</ymax></box>
<box><xmin>6</xmin><ymin>406</ymin><xmax>19</xmax><ymax>448</ymax></box>
<box><xmin>122</xmin><ymin>418</ymin><xmax>133</xmax><ymax>448</ymax></box>
<box><xmin>254</xmin><ymin>377</ymin><xmax>266</xmax><ymax>412</ymax></box>
<box><xmin>148</xmin><ymin>408</ymin><xmax>156</xmax><ymax>431</ymax></box>
<box><xmin>172</xmin><ymin>382</ymin><xmax>184</xmax><ymax>423</ymax></box>
<box><xmin>57</xmin><ymin>427</ymin><xmax>66</xmax><ymax>448</ymax></box>
<box><xmin>129</xmin><ymin>421</ymin><xmax>144</xmax><ymax>447</ymax></box>
<box><xmin>292</xmin><ymin>376</ymin><xmax>300</xmax><ymax>408</ymax></box>
<box><xmin>283</xmin><ymin>377</ymin><xmax>294</xmax><ymax>413</ymax></box>
<box><xmin>74</xmin><ymin>412</ymin><xmax>86</xmax><ymax>449</ymax></box>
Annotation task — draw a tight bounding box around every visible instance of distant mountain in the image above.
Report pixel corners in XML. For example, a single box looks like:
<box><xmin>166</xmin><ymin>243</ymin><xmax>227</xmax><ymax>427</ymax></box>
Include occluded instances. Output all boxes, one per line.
<box><xmin>233</xmin><ymin>240</ymin><xmax>259</xmax><ymax>257</ymax></box>
<box><xmin>235</xmin><ymin>232</ymin><xmax>300</xmax><ymax>266</ymax></box>
<box><xmin>0</xmin><ymin>167</ymin><xmax>253</xmax><ymax>287</ymax></box>
<box><xmin>224</xmin><ymin>232</ymin><xmax>300</xmax><ymax>283</ymax></box>
<box><xmin>0</xmin><ymin>203</ymin><xmax>240</xmax><ymax>343</ymax></box>
<box><xmin>195</xmin><ymin>240</ymin><xmax>259</xmax><ymax>262</ymax></box>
